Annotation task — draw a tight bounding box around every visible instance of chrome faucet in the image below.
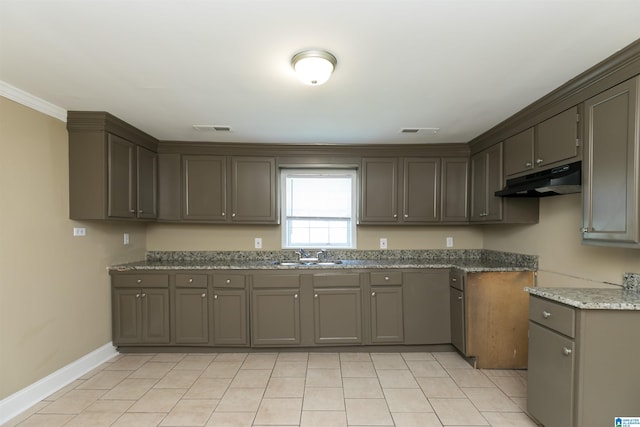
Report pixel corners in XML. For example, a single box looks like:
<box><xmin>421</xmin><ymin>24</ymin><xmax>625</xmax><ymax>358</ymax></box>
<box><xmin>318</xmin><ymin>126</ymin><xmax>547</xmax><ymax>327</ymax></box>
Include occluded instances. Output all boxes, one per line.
<box><xmin>296</xmin><ymin>248</ymin><xmax>311</xmax><ymax>260</ymax></box>
<box><xmin>317</xmin><ymin>249</ymin><xmax>328</xmax><ymax>261</ymax></box>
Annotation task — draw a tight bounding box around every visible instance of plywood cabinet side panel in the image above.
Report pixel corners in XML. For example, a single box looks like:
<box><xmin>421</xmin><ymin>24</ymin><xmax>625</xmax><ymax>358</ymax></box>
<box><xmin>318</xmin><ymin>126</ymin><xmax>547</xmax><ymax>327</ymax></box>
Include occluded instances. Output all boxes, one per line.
<box><xmin>466</xmin><ymin>271</ymin><xmax>532</xmax><ymax>369</ymax></box>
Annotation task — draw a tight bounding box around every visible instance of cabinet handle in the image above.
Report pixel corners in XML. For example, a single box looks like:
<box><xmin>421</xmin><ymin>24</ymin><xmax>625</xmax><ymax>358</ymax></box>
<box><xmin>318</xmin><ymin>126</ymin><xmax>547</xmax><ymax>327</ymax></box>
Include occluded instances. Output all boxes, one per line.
<box><xmin>458</xmin><ymin>296</ymin><xmax>463</xmax><ymax>300</ymax></box>
<box><xmin>525</xmin><ymin>162</ymin><xmax>532</xmax><ymax>168</ymax></box>
<box><xmin>581</xmin><ymin>227</ymin><xmax>589</xmax><ymax>232</ymax></box>
<box><xmin>536</xmin><ymin>158</ymin><xmax>544</xmax><ymax>164</ymax></box>
<box><xmin>232</xmin><ymin>213</ymin><xmax>236</xmax><ymax>217</ymax></box>
<box><xmin>188</xmin><ymin>278</ymin><xmax>193</xmax><ymax>283</ymax></box>
<box><xmin>214</xmin><ymin>294</ymin><xmax>218</xmax><ymax>300</ymax></box>
<box><xmin>137</xmin><ymin>279</ymin><xmax>142</xmax><ymax>284</ymax></box>
<box><xmin>135</xmin><ymin>293</ymin><xmax>140</xmax><ymax>298</ymax></box>
<box><xmin>451</xmin><ymin>278</ymin><xmax>457</xmax><ymax>282</ymax></box>
<box><xmin>393</xmin><ymin>214</ymin><xmax>398</xmax><ymax>218</ymax></box>
<box><xmin>384</xmin><ymin>276</ymin><xmax>390</xmax><ymax>281</ymax></box>
<box><xmin>404</xmin><ymin>214</ymin><xmax>408</xmax><ymax>218</ymax></box>
<box><xmin>138</xmin><ymin>209</ymin><xmax>143</xmax><ymax>214</ymax></box>
<box><xmin>226</xmin><ymin>279</ymin><xmax>231</xmax><ymax>284</ymax></box>
<box><xmin>294</xmin><ymin>293</ymin><xmax>299</xmax><ymax>299</ymax></box>
<box><xmin>542</xmin><ymin>311</ymin><xmax>551</xmax><ymax>319</ymax></box>
<box><xmin>201</xmin><ymin>293</ymin><xmax>206</xmax><ymax>298</ymax></box>
<box><xmin>562</xmin><ymin>347</ymin><xmax>572</xmax><ymax>356</ymax></box>
<box><xmin>314</xmin><ymin>294</ymin><xmax>318</xmax><ymax>299</ymax></box>
<box><xmin>129</xmin><ymin>209</ymin><xmax>136</xmax><ymax>213</ymax></box>
<box><xmin>371</xmin><ymin>292</ymin><xmax>376</xmax><ymax>297</ymax></box>
<box><xmin>222</xmin><ymin>212</ymin><xmax>225</xmax><ymax>216</ymax></box>
<box><xmin>141</xmin><ymin>293</ymin><xmax>146</xmax><ymax>298</ymax></box>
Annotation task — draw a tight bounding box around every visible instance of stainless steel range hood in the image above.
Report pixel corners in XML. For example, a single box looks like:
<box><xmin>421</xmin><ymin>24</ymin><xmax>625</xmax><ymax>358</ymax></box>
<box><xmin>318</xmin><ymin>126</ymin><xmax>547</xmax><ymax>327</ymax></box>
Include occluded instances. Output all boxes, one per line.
<box><xmin>495</xmin><ymin>161</ymin><xmax>582</xmax><ymax>197</ymax></box>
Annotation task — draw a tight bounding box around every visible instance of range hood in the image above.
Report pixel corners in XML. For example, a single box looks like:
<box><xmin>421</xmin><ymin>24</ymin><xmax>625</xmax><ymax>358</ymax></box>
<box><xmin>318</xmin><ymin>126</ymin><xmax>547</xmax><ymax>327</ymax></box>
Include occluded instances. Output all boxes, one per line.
<box><xmin>495</xmin><ymin>161</ymin><xmax>582</xmax><ymax>197</ymax></box>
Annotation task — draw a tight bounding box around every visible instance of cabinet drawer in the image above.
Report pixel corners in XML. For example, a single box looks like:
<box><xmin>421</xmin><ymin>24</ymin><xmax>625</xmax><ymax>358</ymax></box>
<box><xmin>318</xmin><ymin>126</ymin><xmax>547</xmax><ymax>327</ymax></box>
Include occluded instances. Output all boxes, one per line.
<box><xmin>370</xmin><ymin>272</ymin><xmax>402</xmax><ymax>285</ymax></box>
<box><xmin>213</xmin><ymin>274</ymin><xmax>246</xmax><ymax>288</ymax></box>
<box><xmin>312</xmin><ymin>273</ymin><xmax>360</xmax><ymax>287</ymax></box>
<box><xmin>253</xmin><ymin>274</ymin><xmax>301</xmax><ymax>288</ymax></box>
<box><xmin>176</xmin><ymin>273</ymin><xmax>208</xmax><ymax>287</ymax></box>
<box><xmin>112</xmin><ymin>274</ymin><xmax>168</xmax><ymax>288</ymax></box>
<box><xmin>450</xmin><ymin>269</ymin><xmax>464</xmax><ymax>291</ymax></box>
<box><xmin>529</xmin><ymin>296</ymin><xmax>575</xmax><ymax>338</ymax></box>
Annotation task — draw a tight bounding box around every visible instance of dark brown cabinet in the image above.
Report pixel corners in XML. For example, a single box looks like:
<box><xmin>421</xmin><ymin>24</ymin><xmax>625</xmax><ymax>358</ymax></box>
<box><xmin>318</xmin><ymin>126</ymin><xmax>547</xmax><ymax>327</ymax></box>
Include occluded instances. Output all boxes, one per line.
<box><xmin>470</xmin><ymin>143</ymin><xmax>538</xmax><ymax>223</ymax></box>
<box><xmin>368</xmin><ymin>272</ymin><xmax>404</xmax><ymax>344</ymax></box>
<box><xmin>112</xmin><ymin>274</ymin><xmax>170</xmax><ymax>345</ymax></box>
<box><xmin>179</xmin><ymin>155</ymin><xmax>277</xmax><ymax>224</ymax></box>
<box><xmin>360</xmin><ymin>156</ymin><xmax>468</xmax><ymax>224</ymax></box>
<box><xmin>251</xmin><ymin>273</ymin><xmax>301</xmax><ymax>346</ymax></box>
<box><xmin>312</xmin><ymin>273</ymin><xmax>362</xmax><ymax>345</ymax></box>
<box><xmin>503</xmin><ymin>107</ymin><xmax>580</xmax><ymax>178</ymax></box>
<box><xmin>582</xmin><ymin>76</ymin><xmax>640</xmax><ymax>247</ymax></box>
<box><xmin>68</xmin><ymin>112</ymin><xmax>158</xmax><ymax>221</ymax></box>
<box><xmin>212</xmin><ymin>274</ymin><xmax>249</xmax><ymax>346</ymax></box>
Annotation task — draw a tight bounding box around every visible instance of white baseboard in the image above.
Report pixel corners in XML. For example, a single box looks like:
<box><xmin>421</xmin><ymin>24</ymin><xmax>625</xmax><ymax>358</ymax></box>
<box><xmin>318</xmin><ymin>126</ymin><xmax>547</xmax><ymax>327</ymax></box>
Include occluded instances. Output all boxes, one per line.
<box><xmin>0</xmin><ymin>342</ymin><xmax>118</xmax><ymax>424</ymax></box>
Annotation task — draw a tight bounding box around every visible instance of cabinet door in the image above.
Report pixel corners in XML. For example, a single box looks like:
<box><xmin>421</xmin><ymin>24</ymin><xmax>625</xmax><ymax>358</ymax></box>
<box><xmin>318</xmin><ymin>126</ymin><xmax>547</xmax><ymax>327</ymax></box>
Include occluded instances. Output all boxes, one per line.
<box><xmin>251</xmin><ymin>289</ymin><xmax>301</xmax><ymax>346</ymax></box>
<box><xmin>402</xmin><ymin>158</ymin><xmax>440</xmax><ymax>222</ymax></box>
<box><xmin>469</xmin><ymin>151</ymin><xmax>487</xmax><ymax>221</ymax></box>
<box><xmin>528</xmin><ymin>322</ymin><xmax>575</xmax><ymax>427</ymax></box>
<box><xmin>536</xmin><ymin>106</ymin><xmax>579</xmax><ymax>169</ymax></box>
<box><xmin>449</xmin><ymin>287</ymin><xmax>465</xmax><ymax>354</ymax></box>
<box><xmin>231</xmin><ymin>157</ymin><xmax>278</xmax><ymax>223</ymax></box>
<box><xmin>136</xmin><ymin>146</ymin><xmax>157</xmax><ymax>219</ymax></box>
<box><xmin>441</xmin><ymin>157</ymin><xmax>469</xmax><ymax>223</ymax></box>
<box><xmin>112</xmin><ymin>288</ymin><xmax>142</xmax><ymax>344</ymax></box>
<box><xmin>503</xmin><ymin>128</ymin><xmax>534</xmax><ymax>177</ymax></box>
<box><xmin>141</xmin><ymin>288</ymin><xmax>170</xmax><ymax>343</ymax></box>
<box><xmin>108</xmin><ymin>134</ymin><xmax>136</xmax><ymax>218</ymax></box>
<box><xmin>402</xmin><ymin>271</ymin><xmax>450</xmax><ymax>345</ymax></box>
<box><xmin>583</xmin><ymin>77</ymin><xmax>640</xmax><ymax>245</ymax></box>
<box><xmin>360</xmin><ymin>157</ymin><xmax>398</xmax><ymax>223</ymax></box>
<box><xmin>182</xmin><ymin>155</ymin><xmax>227</xmax><ymax>221</ymax></box>
<box><xmin>484</xmin><ymin>143</ymin><xmax>504</xmax><ymax>221</ymax></box>
<box><xmin>213</xmin><ymin>289</ymin><xmax>248</xmax><ymax>346</ymax></box>
<box><xmin>370</xmin><ymin>286</ymin><xmax>404</xmax><ymax>343</ymax></box>
<box><xmin>313</xmin><ymin>288</ymin><xmax>362</xmax><ymax>345</ymax></box>
<box><xmin>174</xmin><ymin>288</ymin><xmax>209</xmax><ymax>344</ymax></box>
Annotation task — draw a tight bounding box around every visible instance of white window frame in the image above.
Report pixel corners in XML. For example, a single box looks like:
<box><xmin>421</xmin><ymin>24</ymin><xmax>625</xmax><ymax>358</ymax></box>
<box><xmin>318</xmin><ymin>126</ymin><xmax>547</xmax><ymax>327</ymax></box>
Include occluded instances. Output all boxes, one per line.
<box><xmin>281</xmin><ymin>168</ymin><xmax>357</xmax><ymax>249</ymax></box>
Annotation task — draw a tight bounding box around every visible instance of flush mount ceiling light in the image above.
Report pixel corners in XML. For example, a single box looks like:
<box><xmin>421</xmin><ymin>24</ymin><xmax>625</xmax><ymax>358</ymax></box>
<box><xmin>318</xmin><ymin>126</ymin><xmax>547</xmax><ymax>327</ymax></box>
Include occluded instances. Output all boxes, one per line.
<box><xmin>291</xmin><ymin>50</ymin><xmax>337</xmax><ymax>86</ymax></box>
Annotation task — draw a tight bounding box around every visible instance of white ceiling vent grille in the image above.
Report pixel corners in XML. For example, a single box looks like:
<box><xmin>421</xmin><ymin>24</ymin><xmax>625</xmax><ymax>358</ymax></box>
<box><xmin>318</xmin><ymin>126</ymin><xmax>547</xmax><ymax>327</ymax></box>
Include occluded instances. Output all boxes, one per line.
<box><xmin>400</xmin><ymin>127</ymin><xmax>440</xmax><ymax>134</ymax></box>
<box><xmin>192</xmin><ymin>125</ymin><xmax>232</xmax><ymax>132</ymax></box>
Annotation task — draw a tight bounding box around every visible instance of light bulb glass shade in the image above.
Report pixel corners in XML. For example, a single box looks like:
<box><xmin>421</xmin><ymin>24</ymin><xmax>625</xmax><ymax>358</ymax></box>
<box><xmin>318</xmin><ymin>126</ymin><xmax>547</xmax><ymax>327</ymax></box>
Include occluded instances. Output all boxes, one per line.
<box><xmin>291</xmin><ymin>50</ymin><xmax>337</xmax><ymax>85</ymax></box>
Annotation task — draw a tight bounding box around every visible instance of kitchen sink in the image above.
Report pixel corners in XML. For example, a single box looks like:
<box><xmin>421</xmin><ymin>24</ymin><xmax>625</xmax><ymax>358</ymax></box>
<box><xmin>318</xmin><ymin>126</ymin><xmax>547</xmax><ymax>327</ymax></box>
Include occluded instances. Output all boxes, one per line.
<box><xmin>273</xmin><ymin>260</ymin><xmax>343</xmax><ymax>266</ymax></box>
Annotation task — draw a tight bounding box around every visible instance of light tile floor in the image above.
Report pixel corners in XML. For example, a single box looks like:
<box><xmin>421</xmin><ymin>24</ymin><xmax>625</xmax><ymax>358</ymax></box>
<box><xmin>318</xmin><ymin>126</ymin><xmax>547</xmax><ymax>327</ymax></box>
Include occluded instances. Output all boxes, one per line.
<box><xmin>4</xmin><ymin>351</ymin><xmax>542</xmax><ymax>427</ymax></box>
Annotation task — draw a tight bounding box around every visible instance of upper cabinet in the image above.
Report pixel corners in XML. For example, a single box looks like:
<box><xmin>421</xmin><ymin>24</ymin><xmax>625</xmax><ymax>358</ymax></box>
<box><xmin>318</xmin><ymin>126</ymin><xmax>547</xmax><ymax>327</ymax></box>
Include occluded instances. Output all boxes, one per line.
<box><xmin>504</xmin><ymin>106</ymin><xmax>580</xmax><ymax>178</ymax></box>
<box><xmin>67</xmin><ymin>112</ymin><xmax>158</xmax><ymax>221</ymax></box>
<box><xmin>582</xmin><ymin>76</ymin><xmax>640</xmax><ymax>247</ymax></box>
<box><xmin>470</xmin><ymin>143</ymin><xmax>539</xmax><ymax>223</ymax></box>
<box><xmin>162</xmin><ymin>155</ymin><xmax>278</xmax><ymax>224</ymax></box>
<box><xmin>360</xmin><ymin>156</ymin><xmax>468</xmax><ymax>224</ymax></box>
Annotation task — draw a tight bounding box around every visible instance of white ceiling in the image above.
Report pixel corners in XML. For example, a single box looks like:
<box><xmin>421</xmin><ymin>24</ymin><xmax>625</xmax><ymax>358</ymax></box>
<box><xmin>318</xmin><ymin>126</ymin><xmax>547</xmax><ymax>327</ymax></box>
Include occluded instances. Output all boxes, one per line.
<box><xmin>2</xmin><ymin>0</ymin><xmax>640</xmax><ymax>145</ymax></box>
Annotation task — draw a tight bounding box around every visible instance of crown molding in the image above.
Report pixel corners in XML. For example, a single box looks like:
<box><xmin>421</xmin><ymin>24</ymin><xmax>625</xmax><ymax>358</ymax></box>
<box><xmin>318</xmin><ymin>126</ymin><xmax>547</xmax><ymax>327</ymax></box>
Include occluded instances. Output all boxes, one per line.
<box><xmin>0</xmin><ymin>80</ymin><xmax>67</xmax><ymax>122</ymax></box>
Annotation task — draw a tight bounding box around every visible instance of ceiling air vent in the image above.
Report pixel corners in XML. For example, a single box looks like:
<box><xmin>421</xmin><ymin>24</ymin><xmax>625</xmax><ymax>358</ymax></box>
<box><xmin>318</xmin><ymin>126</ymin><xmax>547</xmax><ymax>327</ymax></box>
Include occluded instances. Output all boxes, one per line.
<box><xmin>400</xmin><ymin>127</ymin><xmax>440</xmax><ymax>134</ymax></box>
<box><xmin>192</xmin><ymin>125</ymin><xmax>232</xmax><ymax>132</ymax></box>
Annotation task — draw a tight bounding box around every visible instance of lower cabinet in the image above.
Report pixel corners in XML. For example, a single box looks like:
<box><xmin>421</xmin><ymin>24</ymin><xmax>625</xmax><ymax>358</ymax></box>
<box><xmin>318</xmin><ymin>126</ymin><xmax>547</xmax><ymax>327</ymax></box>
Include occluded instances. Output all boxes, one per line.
<box><xmin>112</xmin><ymin>274</ymin><xmax>170</xmax><ymax>345</ymax></box>
<box><xmin>251</xmin><ymin>273</ymin><xmax>302</xmax><ymax>346</ymax></box>
<box><xmin>368</xmin><ymin>272</ymin><xmax>404</xmax><ymax>344</ymax></box>
<box><xmin>449</xmin><ymin>269</ymin><xmax>465</xmax><ymax>353</ymax></box>
<box><xmin>212</xmin><ymin>289</ymin><xmax>248</xmax><ymax>346</ymax></box>
<box><xmin>527</xmin><ymin>295</ymin><xmax>640</xmax><ymax>427</ymax></box>
<box><xmin>312</xmin><ymin>273</ymin><xmax>362</xmax><ymax>345</ymax></box>
<box><xmin>174</xmin><ymin>288</ymin><xmax>209</xmax><ymax>344</ymax></box>
<box><xmin>403</xmin><ymin>270</ymin><xmax>450</xmax><ymax>345</ymax></box>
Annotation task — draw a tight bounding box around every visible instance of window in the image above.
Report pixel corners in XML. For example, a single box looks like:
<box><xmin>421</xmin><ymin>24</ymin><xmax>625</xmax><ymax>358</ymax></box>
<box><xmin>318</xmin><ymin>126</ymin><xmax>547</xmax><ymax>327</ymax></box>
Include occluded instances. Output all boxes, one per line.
<box><xmin>281</xmin><ymin>169</ymin><xmax>357</xmax><ymax>249</ymax></box>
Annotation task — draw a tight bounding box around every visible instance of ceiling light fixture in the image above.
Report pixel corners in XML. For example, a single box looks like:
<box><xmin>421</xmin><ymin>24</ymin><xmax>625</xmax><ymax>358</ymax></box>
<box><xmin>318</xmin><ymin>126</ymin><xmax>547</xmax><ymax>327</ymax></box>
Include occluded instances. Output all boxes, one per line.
<box><xmin>291</xmin><ymin>50</ymin><xmax>337</xmax><ymax>86</ymax></box>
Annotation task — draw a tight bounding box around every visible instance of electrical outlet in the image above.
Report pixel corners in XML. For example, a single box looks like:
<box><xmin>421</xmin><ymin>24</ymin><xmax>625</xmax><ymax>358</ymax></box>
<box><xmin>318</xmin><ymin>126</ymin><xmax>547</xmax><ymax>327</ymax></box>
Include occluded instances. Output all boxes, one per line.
<box><xmin>446</xmin><ymin>237</ymin><xmax>453</xmax><ymax>248</ymax></box>
<box><xmin>124</xmin><ymin>233</ymin><xmax>130</xmax><ymax>245</ymax></box>
<box><xmin>73</xmin><ymin>227</ymin><xmax>86</xmax><ymax>237</ymax></box>
<box><xmin>254</xmin><ymin>237</ymin><xmax>262</xmax><ymax>249</ymax></box>
<box><xmin>379</xmin><ymin>238</ymin><xmax>388</xmax><ymax>249</ymax></box>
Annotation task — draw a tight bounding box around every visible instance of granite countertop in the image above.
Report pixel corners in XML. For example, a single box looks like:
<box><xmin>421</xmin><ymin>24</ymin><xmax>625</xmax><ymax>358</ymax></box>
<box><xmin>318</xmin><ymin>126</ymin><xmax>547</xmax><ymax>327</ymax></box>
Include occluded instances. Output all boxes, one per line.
<box><xmin>109</xmin><ymin>249</ymin><xmax>538</xmax><ymax>273</ymax></box>
<box><xmin>526</xmin><ymin>287</ymin><xmax>640</xmax><ymax>311</ymax></box>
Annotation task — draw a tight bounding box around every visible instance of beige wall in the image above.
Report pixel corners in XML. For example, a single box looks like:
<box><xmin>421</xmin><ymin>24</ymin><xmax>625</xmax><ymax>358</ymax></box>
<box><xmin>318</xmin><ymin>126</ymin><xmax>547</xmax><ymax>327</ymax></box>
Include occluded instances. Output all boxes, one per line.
<box><xmin>0</xmin><ymin>97</ymin><xmax>147</xmax><ymax>399</ymax></box>
<box><xmin>483</xmin><ymin>193</ymin><xmax>640</xmax><ymax>288</ymax></box>
<box><xmin>145</xmin><ymin>223</ymin><xmax>484</xmax><ymax>251</ymax></box>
